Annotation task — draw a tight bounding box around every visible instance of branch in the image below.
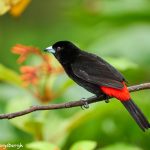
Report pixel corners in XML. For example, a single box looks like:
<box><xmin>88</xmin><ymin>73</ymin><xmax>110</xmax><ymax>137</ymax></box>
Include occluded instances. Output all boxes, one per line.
<box><xmin>0</xmin><ymin>83</ymin><xmax>150</xmax><ymax>120</ymax></box>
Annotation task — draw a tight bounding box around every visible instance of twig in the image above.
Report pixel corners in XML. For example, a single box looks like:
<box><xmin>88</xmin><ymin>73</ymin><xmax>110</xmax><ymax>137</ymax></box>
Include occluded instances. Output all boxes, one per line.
<box><xmin>0</xmin><ymin>83</ymin><xmax>150</xmax><ymax>120</ymax></box>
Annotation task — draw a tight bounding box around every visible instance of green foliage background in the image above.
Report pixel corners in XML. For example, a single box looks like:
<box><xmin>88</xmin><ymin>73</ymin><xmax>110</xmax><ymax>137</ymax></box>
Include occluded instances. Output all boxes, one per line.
<box><xmin>0</xmin><ymin>0</ymin><xmax>150</xmax><ymax>149</ymax></box>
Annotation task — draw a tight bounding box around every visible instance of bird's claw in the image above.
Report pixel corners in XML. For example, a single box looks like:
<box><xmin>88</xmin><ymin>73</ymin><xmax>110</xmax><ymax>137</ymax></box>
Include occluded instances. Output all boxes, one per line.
<box><xmin>105</xmin><ymin>99</ymin><xmax>109</xmax><ymax>103</ymax></box>
<box><xmin>103</xmin><ymin>95</ymin><xmax>110</xmax><ymax>103</ymax></box>
<box><xmin>81</xmin><ymin>98</ymin><xmax>89</xmax><ymax>109</ymax></box>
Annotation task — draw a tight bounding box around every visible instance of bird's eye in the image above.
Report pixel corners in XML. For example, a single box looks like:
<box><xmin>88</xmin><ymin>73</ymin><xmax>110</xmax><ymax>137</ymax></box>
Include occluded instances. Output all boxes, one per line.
<box><xmin>57</xmin><ymin>47</ymin><xmax>62</xmax><ymax>51</ymax></box>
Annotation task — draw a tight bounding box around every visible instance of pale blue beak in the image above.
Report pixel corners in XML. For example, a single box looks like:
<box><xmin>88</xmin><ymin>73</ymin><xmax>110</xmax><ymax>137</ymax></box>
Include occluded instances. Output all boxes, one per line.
<box><xmin>44</xmin><ymin>46</ymin><xmax>55</xmax><ymax>54</ymax></box>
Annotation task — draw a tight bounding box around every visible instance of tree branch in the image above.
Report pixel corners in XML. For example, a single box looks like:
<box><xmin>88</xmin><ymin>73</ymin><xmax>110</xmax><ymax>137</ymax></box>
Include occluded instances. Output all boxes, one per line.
<box><xmin>0</xmin><ymin>83</ymin><xmax>150</xmax><ymax>120</ymax></box>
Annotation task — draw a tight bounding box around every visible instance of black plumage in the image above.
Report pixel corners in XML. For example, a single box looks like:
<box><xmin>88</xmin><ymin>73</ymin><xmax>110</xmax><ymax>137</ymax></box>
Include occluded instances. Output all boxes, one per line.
<box><xmin>45</xmin><ymin>41</ymin><xmax>150</xmax><ymax>131</ymax></box>
<box><xmin>122</xmin><ymin>100</ymin><xmax>150</xmax><ymax>131</ymax></box>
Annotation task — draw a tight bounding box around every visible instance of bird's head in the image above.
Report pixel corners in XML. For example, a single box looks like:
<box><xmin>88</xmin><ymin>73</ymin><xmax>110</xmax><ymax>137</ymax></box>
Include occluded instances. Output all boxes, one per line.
<box><xmin>44</xmin><ymin>41</ymin><xmax>80</xmax><ymax>64</ymax></box>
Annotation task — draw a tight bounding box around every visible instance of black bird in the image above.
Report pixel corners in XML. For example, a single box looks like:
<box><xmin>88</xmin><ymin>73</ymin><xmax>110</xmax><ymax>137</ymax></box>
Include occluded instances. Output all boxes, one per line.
<box><xmin>44</xmin><ymin>41</ymin><xmax>150</xmax><ymax>131</ymax></box>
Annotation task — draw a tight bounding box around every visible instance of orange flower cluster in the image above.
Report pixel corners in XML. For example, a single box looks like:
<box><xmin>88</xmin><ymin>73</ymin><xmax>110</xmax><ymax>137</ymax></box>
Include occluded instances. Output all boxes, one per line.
<box><xmin>11</xmin><ymin>44</ymin><xmax>64</xmax><ymax>103</ymax></box>
<box><xmin>0</xmin><ymin>0</ymin><xmax>31</xmax><ymax>17</ymax></box>
<box><xmin>12</xmin><ymin>44</ymin><xmax>41</xmax><ymax>63</ymax></box>
<box><xmin>0</xmin><ymin>145</ymin><xmax>7</xmax><ymax>150</ymax></box>
<box><xmin>10</xmin><ymin>0</ymin><xmax>31</xmax><ymax>17</ymax></box>
<box><xmin>20</xmin><ymin>66</ymin><xmax>38</xmax><ymax>86</ymax></box>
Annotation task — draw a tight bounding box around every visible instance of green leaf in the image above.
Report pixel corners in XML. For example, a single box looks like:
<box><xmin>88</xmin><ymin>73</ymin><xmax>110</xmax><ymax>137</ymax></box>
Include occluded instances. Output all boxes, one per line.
<box><xmin>26</xmin><ymin>141</ymin><xmax>60</xmax><ymax>150</ymax></box>
<box><xmin>0</xmin><ymin>64</ymin><xmax>22</xmax><ymax>86</ymax></box>
<box><xmin>100</xmin><ymin>143</ymin><xmax>143</xmax><ymax>150</ymax></box>
<box><xmin>70</xmin><ymin>141</ymin><xmax>97</xmax><ymax>150</ymax></box>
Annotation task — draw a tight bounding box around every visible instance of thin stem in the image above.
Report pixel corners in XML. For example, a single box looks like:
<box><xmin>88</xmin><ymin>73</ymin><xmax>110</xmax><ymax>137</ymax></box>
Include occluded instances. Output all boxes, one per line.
<box><xmin>0</xmin><ymin>82</ymin><xmax>150</xmax><ymax>120</ymax></box>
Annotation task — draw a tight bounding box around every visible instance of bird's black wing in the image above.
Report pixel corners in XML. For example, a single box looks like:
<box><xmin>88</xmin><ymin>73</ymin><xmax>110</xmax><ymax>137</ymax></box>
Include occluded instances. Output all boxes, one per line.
<box><xmin>71</xmin><ymin>51</ymin><xmax>126</xmax><ymax>89</ymax></box>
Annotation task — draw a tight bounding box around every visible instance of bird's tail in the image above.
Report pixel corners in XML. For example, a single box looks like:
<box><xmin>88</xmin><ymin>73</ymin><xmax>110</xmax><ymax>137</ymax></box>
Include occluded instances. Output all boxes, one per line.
<box><xmin>121</xmin><ymin>99</ymin><xmax>150</xmax><ymax>131</ymax></box>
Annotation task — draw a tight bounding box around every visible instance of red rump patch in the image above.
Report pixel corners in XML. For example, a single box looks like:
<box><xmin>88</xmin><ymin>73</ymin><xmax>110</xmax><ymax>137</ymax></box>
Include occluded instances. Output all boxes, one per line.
<box><xmin>100</xmin><ymin>82</ymin><xmax>130</xmax><ymax>101</ymax></box>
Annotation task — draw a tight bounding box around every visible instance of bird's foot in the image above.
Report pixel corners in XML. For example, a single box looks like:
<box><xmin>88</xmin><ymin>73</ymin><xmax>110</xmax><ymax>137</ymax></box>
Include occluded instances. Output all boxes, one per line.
<box><xmin>81</xmin><ymin>98</ymin><xmax>89</xmax><ymax>109</ymax></box>
<box><xmin>103</xmin><ymin>95</ymin><xmax>110</xmax><ymax>103</ymax></box>
<box><xmin>105</xmin><ymin>99</ymin><xmax>109</xmax><ymax>103</ymax></box>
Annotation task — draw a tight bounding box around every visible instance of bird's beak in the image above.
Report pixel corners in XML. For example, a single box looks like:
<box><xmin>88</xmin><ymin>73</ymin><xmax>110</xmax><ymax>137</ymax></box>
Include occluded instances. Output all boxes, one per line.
<box><xmin>44</xmin><ymin>46</ymin><xmax>55</xmax><ymax>54</ymax></box>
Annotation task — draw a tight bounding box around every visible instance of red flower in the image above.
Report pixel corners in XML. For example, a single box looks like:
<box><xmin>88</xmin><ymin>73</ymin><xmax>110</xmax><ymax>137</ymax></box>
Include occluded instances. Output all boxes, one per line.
<box><xmin>12</xmin><ymin>44</ymin><xmax>65</xmax><ymax>103</ymax></box>
<box><xmin>12</xmin><ymin>44</ymin><xmax>41</xmax><ymax>63</ymax></box>
<box><xmin>20</xmin><ymin>66</ymin><xmax>38</xmax><ymax>86</ymax></box>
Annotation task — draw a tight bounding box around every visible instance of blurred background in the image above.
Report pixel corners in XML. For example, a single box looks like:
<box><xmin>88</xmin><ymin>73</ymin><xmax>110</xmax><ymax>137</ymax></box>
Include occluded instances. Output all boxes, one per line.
<box><xmin>0</xmin><ymin>0</ymin><xmax>150</xmax><ymax>149</ymax></box>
